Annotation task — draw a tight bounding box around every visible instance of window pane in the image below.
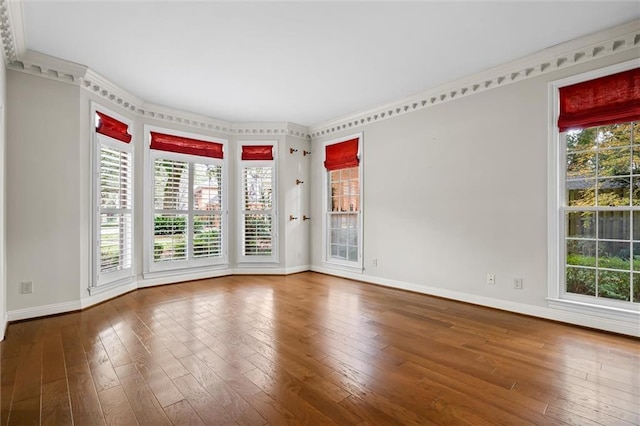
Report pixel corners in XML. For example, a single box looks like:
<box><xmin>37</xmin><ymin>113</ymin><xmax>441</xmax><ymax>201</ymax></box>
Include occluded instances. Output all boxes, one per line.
<box><xmin>597</xmin><ymin>178</ymin><xmax>630</xmax><ymax>207</ymax></box>
<box><xmin>634</xmin><ymin>243</ymin><xmax>640</xmax><ymax>271</ymax></box>
<box><xmin>633</xmin><ymin>273</ymin><xmax>640</xmax><ymax>303</ymax></box>
<box><xmin>567</xmin><ymin>180</ymin><xmax>595</xmax><ymax>206</ymax></box>
<box><xmin>598</xmin><ymin>148</ymin><xmax>631</xmax><ymax>177</ymax></box>
<box><xmin>566</xmin><ymin>211</ymin><xmax>595</xmax><ymax>238</ymax></box>
<box><xmin>242</xmin><ymin>167</ymin><xmax>272</xmax><ymax>211</ymax></box>
<box><xmin>100</xmin><ymin>147</ymin><xmax>132</xmax><ymax>209</ymax></box>
<box><xmin>194</xmin><ymin>163</ymin><xmax>222</xmax><ymax>211</ymax></box>
<box><xmin>598</xmin><ymin>211</ymin><xmax>630</xmax><ymax>240</ymax></box>
<box><xmin>154</xmin><ymin>158</ymin><xmax>188</xmax><ymax>210</ymax></box>
<box><xmin>632</xmin><ymin>147</ymin><xmax>640</xmax><ymax>175</ymax></box>
<box><xmin>348</xmin><ymin>230</ymin><xmax>358</xmax><ymax>246</ymax></box>
<box><xmin>598</xmin><ymin>270</ymin><xmax>630</xmax><ymax>301</ymax></box>
<box><xmin>598</xmin><ymin>241</ymin><xmax>630</xmax><ymax>270</ymax></box>
<box><xmin>153</xmin><ymin>214</ymin><xmax>187</xmax><ymax>262</ymax></box>
<box><xmin>597</xmin><ymin>123</ymin><xmax>631</xmax><ymax>149</ymax></box>
<box><xmin>243</xmin><ymin>214</ymin><xmax>272</xmax><ymax>256</ymax></box>
<box><xmin>566</xmin><ymin>267</ymin><xmax>595</xmax><ymax>296</ymax></box>
<box><xmin>567</xmin><ymin>240</ymin><xmax>596</xmax><ymax>266</ymax></box>
<box><xmin>566</xmin><ymin>150</ymin><xmax>596</xmax><ymax>178</ymax></box>
<box><xmin>634</xmin><ymin>212</ymin><xmax>640</xmax><ymax>241</ymax></box>
<box><xmin>633</xmin><ymin>176</ymin><xmax>640</xmax><ymax>206</ymax></box>
<box><xmin>100</xmin><ymin>213</ymin><xmax>132</xmax><ymax>273</ymax></box>
<box><xmin>194</xmin><ymin>214</ymin><xmax>222</xmax><ymax>258</ymax></box>
<box><xmin>348</xmin><ymin>246</ymin><xmax>358</xmax><ymax>261</ymax></box>
<box><xmin>566</xmin><ymin>128</ymin><xmax>596</xmax><ymax>151</ymax></box>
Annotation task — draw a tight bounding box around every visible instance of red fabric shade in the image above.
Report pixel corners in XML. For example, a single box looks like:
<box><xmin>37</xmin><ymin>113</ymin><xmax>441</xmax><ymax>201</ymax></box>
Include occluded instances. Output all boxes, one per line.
<box><xmin>558</xmin><ymin>68</ymin><xmax>640</xmax><ymax>132</ymax></box>
<box><xmin>150</xmin><ymin>132</ymin><xmax>223</xmax><ymax>159</ymax></box>
<box><xmin>242</xmin><ymin>145</ymin><xmax>273</xmax><ymax>161</ymax></box>
<box><xmin>96</xmin><ymin>112</ymin><xmax>132</xmax><ymax>143</ymax></box>
<box><xmin>324</xmin><ymin>138</ymin><xmax>359</xmax><ymax>171</ymax></box>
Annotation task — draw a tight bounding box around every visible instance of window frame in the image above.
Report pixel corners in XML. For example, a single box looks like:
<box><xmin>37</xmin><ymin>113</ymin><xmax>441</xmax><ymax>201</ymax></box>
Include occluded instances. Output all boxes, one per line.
<box><xmin>144</xmin><ymin>126</ymin><xmax>228</xmax><ymax>275</ymax></box>
<box><xmin>322</xmin><ymin>133</ymin><xmax>364</xmax><ymax>272</ymax></box>
<box><xmin>90</xmin><ymin>104</ymin><xmax>135</xmax><ymax>293</ymax></box>
<box><xmin>237</xmin><ymin>141</ymin><xmax>278</xmax><ymax>264</ymax></box>
<box><xmin>548</xmin><ymin>59</ymin><xmax>640</xmax><ymax>316</ymax></box>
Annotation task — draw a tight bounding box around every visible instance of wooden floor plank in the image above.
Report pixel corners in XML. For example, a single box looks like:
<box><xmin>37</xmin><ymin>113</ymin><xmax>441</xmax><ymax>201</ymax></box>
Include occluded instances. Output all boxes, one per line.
<box><xmin>0</xmin><ymin>272</ymin><xmax>638</xmax><ymax>425</ymax></box>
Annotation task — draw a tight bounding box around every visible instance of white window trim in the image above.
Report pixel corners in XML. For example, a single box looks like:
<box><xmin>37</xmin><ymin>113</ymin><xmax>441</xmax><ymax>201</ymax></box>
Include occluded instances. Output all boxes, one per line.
<box><xmin>143</xmin><ymin>125</ymin><xmax>229</xmax><ymax>277</ymax></box>
<box><xmin>237</xmin><ymin>140</ymin><xmax>278</xmax><ymax>264</ymax></box>
<box><xmin>547</xmin><ymin>59</ymin><xmax>640</xmax><ymax>318</ymax></box>
<box><xmin>321</xmin><ymin>132</ymin><xmax>364</xmax><ymax>273</ymax></box>
<box><xmin>90</xmin><ymin>103</ymin><xmax>135</xmax><ymax>294</ymax></box>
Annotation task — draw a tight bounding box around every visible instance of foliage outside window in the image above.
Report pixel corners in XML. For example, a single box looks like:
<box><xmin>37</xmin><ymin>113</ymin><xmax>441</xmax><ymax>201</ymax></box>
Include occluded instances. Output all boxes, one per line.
<box><xmin>152</xmin><ymin>154</ymin><xmax>224</xmax><ymax>269</ymax></box>
<box><xmin>564</xmin><ymin>121</ymin><xmax>640</xmax><ymax>303</ymax></box>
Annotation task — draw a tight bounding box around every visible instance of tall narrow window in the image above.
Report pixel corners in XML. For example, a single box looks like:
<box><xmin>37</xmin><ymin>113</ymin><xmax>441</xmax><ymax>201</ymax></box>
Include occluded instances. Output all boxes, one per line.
<box><xmin>324</xmin><ymin>136</ymin><xmax>362</xmax><ymax>269</ymax></box>
<box><xmin>554</xmin><ymin>65</ymin><xmax>640</xmax><ymax>310</ymax></box>
<box><xmin>93</xmin><ymin>110</ymin><xmax>134</xmax><ymax>289</ymax></box>
<box><xmin>239</xmin><ymin>144</ymin><xmax>276</xmax><ymax>262</ymax></box>
<box><xmin>150</xmin><ymin>131</ymin><xmax>226</xmax><ymax>271</ymax></box>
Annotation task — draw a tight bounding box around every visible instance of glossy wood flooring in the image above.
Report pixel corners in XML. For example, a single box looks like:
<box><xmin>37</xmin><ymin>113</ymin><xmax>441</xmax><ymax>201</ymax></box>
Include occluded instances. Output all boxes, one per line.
<box><xmin>1</xmin><ymin>272</ymin><xmax>639</xmax><ymax>425</ymax></box>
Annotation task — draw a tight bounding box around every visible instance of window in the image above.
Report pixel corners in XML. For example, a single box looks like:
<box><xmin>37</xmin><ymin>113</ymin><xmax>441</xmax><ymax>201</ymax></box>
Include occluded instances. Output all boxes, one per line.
<box><xmin>92</xmin><ymin>109</ymin><xmax>134</xmax><ymax>290</ymax></box>
<box><xmin>238</xmin><ymin>144</ymin><xmax>276</xmax><ymax>262</ymax></box>
<box><xmin>551</xmin><ymin>62</ymin><xmax>640</xmax><ymax>312</ymax></box>
<box><xmin>149</xmin><ymin>130</ymin><xmax>226</xmax><ymax>272</ymax></box>
<box><xmin>324</xmin><ymin>136</ymin><xmax>362</xmax><ymax>269</ymax></box>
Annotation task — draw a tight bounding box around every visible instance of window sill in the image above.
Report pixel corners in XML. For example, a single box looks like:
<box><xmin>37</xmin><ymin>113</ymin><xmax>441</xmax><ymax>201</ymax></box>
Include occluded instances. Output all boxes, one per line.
<box><xmin>546</xmin><ymin>297</ymin><xmax>640</xmax><ymax>322</ymax></box>
<box><xmin>89</xmin><ymin>276</ymin><xmax>135</xmax><ymax>296</ymax></box>
<box><xmin>321</xmin><ymin>261</ymin><xmax>363</xmax><ymax>275</ymax></box>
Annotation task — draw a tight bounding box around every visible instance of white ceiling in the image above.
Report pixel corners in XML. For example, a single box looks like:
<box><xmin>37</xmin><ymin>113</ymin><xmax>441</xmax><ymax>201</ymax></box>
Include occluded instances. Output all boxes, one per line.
<box><xmin>19</xmin><ymin>1</ymin><xmax>640</xmax><ymax>126</ymax></box>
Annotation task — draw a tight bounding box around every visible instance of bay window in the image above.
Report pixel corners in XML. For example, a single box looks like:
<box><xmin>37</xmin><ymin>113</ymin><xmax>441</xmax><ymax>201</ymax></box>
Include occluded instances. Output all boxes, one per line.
<box><xmin>149</xmin><ymin>130</ymin><xmax>227</xmax><ymax>272</ymax></box>
<box><xmin>92</xmin><ymin>109</ymin><xmax>134</xmax><ymax>290</ymax></box>
<box><xmin>238</xmin><ymin>144</ymin><xmax>276</xmax><ymax>262</ymax></box>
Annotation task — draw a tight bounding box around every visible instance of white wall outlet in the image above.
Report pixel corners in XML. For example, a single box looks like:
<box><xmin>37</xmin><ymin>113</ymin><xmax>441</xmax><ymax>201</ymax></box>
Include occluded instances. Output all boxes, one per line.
<box><xmin>372</xmin><ymin>258</ymin><xmax>378</xmax><ymax>267</ymax></box>
<box><xmin>21</xmin><ymin>281</ymin><xmax>33</xmax><ymax>294</ymax></box>
<box><xmin>487</xmin><ymin>273</ymin><xmax>495</xmax><ymax>285</ymax></box>
<box><xmin>514</xmin><ymin>278</ymin><xmax>523</xmax><ymax>289</ymax></box>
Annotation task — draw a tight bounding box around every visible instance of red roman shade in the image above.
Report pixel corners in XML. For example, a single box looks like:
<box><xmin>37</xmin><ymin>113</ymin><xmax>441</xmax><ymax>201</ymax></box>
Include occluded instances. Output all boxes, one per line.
<box><xmin>324</xmin><ymin>138</ymin><xmax>359</xmax><ymax>171</ymax></box>
<box><xmin>96</xmin><ymin>112</ymin><xmax>132</xmax><ymax>143</ymax></box>
<box><xmin>150</xmin><ymin>132</ymin><xmax>223</xmax><ymax>159</ymax></box>
<box><xmin>558</xmin><ymin>67</ymin><xmax>640</xmax><ymax>132</ymax></box>
<box><xmin>242</xmin><ymin>145</ymin><xmax>273</xmax><ymax>161</ymax></box>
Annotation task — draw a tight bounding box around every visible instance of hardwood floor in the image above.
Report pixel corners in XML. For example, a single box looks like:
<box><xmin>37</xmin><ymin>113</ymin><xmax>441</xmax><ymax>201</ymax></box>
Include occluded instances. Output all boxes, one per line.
<box><xmin>1</xmin><ymin>272</ymin><xmax>639</xmax><ymax>425</ymax></box>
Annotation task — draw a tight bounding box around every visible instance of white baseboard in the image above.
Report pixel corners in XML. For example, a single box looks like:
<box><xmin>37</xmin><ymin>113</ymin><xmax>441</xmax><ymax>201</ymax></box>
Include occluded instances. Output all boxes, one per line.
<box><xmin>0</xmin><ymin>311</ymin><xmax>7</xmax><ymax>341</ymax></box>
<box><xmin>311</xmin><ymin>265</ymin><xmax>640</xmax><ymax>338</ymax></box>
<box><xmin>7</xmin><ymin>300</ymin><xmax>82</xmax><ymax>322</ymax></box>
<box><xmin>231</xmin><ymin>265</ymin><xmax>310</xmax><ymax>275</ymax></box>
<box><xmin>139</xmin><ymin>268</ymin><xmax>233</xmax><ymax>288</ymax></box>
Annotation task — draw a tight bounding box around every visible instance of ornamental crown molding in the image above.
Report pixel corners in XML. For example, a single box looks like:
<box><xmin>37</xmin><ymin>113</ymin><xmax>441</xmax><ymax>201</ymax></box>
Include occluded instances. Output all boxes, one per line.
<box><xmin>309</xmin><ymin>19</ymin><xmax>640</xmax><ymax>138</ymax></box>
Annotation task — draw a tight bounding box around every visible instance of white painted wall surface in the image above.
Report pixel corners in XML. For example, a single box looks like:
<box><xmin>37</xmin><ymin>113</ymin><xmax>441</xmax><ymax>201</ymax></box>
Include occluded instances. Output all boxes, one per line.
<box><xmin>310</xmin><ymin>49</ymin><xmax>639</xmax><ymax>335</ymax></box>
<box><xmin>7</xmin><ymin>70</ymin><xmax>81</xmax><ymax>312</ymax></box>
<box><xmin>0</xmin><ymin>61</ymin><xmax>7</xmax><ymax>340</ymax></box>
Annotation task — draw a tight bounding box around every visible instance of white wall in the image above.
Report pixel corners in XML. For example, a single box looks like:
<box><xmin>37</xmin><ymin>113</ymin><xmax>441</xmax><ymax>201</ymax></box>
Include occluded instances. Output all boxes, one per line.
<box><xmin>0</xmin><ymin>61</ymin><xmax>7</xmax><ymax>340</ymax></box>
<box><xmin>310</xmin><ymin>49</ymin><xmax>639</xmax><ymax>333</ymax></box>
<box><xmin>6</xmin><ymin>70</ymin><xmax>81</xmax><ymax>312</ymax></box>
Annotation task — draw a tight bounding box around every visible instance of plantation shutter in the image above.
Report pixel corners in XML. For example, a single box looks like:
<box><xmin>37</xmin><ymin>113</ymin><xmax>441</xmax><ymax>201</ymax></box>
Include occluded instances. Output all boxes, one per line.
<box><xmin>150</xmin><ymin>132</ymin><xmax>224</xmax><ymax>159</ymax></box>
<box><xmin>324</xmin><ymin>138</ymin><xmax>359</xmax><ymax>170</ymax></box>
<box><xmin>558</xmin><ymin>67</ymin><xmax>640</xmax><ymax>132</ymax></box>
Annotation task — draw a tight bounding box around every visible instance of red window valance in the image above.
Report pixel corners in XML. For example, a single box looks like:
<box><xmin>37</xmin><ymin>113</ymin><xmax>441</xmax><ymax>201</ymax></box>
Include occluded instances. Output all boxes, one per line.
<box><xmin>150</xmin><ymin>132</ymin><xmax>224</xmax><ymax>159</ymax></box>
<box><xmin>324</xmin><ymin>138</ymin><xmax>359</xmax><ymax>171</ymax></box>
<box><xmin>96</xmin><ymin>112</ymin><xmax>132</xmax><ymax>143</ymax></box>
<box><xmin>242</xmin><ymin>145</ymin><xmax>273</xmax><ymax>161</ymax></box>
<box><xmin>558</xmin><ymin>67</ymin><xmax>640</xmax><ymax>132</ymax></box>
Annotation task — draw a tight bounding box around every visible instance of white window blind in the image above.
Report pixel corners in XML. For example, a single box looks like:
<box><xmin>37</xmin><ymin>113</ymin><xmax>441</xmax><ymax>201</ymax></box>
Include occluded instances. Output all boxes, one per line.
<box><xmin>151</xmin><ymin>153</ymin><xmax>225</xmax><ymax>270</ymax></box>
<box><xmin>241</xmin><ymin>166</ymin><xmax>274</xmax><ymax>257</ymax></box>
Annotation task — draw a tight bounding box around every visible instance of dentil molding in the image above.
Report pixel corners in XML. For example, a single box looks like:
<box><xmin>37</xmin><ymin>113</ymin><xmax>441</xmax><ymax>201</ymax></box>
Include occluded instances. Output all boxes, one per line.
<box><xmin>0</xmin><ymin>0</ymin><xmax>638</xmax><ymax>140</ymax></box>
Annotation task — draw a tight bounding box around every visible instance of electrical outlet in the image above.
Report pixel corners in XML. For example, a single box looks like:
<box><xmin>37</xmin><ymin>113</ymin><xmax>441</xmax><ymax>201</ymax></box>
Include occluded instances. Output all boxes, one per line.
<box><xmin>514</xmin><ymin>278</ymin><xmax>523</xmax><ymax>289</ymax></box>
<box><xmin>372</xmin><ymin>258</ymin><xmax>378</xmax><ymax>267</ymax></box>
<box><xmin>21</xmin><ymin>281</ymin><xmax>33</xmax><ymax>294</ymax></box>
<box><xmin>487</xmin><ymin>273</ymin><xmax>495</xmax><ymax>285</ymax></box>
